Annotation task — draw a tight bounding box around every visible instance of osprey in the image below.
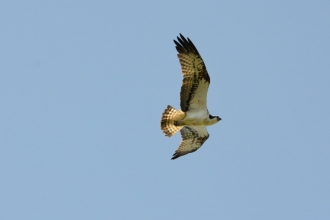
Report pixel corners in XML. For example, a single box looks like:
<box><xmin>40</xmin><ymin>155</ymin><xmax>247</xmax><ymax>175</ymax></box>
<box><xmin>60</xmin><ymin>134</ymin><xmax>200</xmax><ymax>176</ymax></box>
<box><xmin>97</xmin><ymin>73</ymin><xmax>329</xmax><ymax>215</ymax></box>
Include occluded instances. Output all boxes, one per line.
<box><xmin>160</xmin><ymin>34</ymin><xmax>221</xmax><ymax>160</ymax></box>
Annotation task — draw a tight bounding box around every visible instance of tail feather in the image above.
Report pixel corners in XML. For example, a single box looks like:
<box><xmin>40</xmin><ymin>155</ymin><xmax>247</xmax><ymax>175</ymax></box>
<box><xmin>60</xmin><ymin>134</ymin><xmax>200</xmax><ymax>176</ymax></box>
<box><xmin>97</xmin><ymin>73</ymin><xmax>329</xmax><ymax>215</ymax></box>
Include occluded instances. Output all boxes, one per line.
<box><xmin>160</xmin><ymin>105</ymin><xmax>185</xmax><ymax>137</ymax></box>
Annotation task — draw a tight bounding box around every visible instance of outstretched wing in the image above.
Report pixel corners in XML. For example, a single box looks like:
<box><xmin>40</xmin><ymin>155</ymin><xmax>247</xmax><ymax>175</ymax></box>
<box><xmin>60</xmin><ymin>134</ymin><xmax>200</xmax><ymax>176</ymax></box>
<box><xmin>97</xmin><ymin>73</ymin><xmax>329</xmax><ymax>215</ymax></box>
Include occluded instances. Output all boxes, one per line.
<box><xmin>174</xmin><ymin>34</ymin><xmax>210</xmax><ymax>113</ymax></box>
<box><xmin>171</xmin><ymin>126</ymin><xmax>209</xmax><ymax>160</ymax></box>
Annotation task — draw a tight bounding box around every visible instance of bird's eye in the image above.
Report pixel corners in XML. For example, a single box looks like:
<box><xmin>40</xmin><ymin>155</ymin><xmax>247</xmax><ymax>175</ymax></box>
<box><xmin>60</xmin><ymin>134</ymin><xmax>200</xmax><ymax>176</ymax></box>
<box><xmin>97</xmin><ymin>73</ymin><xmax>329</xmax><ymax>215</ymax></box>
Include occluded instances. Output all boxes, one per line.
<box><xmin>209</xmin><ymin>115</ymin><xmax>215</xmax><ymax>119</ymax></box>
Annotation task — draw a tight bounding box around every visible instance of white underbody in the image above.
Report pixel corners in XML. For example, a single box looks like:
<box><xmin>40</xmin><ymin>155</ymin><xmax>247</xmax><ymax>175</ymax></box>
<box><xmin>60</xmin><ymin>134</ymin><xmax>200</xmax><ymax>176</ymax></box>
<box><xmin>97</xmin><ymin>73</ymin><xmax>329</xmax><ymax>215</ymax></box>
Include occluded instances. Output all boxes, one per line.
<box><xmin>177</xmin><ymin>110</ymin><xmax>218</xmax><ymax>127</ymax></box>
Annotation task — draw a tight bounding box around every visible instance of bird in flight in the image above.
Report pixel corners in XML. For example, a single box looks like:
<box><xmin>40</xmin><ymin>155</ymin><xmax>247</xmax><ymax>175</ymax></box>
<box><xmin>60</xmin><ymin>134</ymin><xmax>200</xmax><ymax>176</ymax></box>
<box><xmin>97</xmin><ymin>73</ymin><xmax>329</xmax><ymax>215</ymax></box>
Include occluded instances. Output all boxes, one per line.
<box><xmin>160</xmin><ymin>34</ymin><xmax>221</xmax><ymax>160</ymax></box>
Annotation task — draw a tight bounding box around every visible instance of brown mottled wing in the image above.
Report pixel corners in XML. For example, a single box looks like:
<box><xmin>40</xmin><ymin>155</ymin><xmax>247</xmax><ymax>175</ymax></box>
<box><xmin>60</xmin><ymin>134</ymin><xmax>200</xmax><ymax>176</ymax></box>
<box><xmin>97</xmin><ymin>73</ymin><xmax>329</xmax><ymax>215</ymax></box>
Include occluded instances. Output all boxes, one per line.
<box><xmin>171</xmin><ymin>126</ymin><xmax>209</xmax><ymax>160</ymax></box>
<box><xmin>174</xmin><ymin>34</ymin><xmax>210</xmax><ymax>113</ymax></box>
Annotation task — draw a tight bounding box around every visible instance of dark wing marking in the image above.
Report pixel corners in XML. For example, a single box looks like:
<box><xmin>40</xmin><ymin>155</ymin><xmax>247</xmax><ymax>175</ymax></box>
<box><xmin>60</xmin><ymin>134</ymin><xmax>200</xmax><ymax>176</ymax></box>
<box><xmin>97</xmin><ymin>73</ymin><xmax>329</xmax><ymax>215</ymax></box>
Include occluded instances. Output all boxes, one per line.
<box><xmin>174</xmin><ymin>34</ymin><xmax>210</xmax><ymax>113</ymax></box>
<box><xmin>171</xmin><ymin>126</ymin><xmax>209</xmax><ymax>160</ymax></box>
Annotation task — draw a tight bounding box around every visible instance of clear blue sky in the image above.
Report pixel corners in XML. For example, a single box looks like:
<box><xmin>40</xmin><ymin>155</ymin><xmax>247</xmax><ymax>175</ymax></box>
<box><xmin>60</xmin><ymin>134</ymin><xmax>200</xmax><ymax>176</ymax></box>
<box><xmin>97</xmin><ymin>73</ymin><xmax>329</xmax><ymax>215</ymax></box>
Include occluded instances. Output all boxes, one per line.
<box><xmin>1</xmin><ymin>1</ymin><xmax>329</xmax><ymax>219</ymax></box>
